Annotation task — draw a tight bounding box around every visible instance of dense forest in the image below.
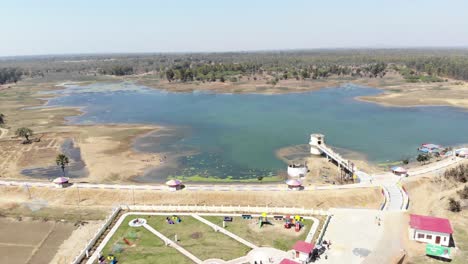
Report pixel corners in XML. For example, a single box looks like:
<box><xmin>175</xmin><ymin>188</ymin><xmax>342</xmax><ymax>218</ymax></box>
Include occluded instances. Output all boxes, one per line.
<box><xmin>1</xmin><ymin>49</ymin><xmax>468</xmax><ymax>84</ymax></box>
<box><xmin>0</xmin><ymin>67</ymin><xmax>24</xmax><ymax>85</ymax></box>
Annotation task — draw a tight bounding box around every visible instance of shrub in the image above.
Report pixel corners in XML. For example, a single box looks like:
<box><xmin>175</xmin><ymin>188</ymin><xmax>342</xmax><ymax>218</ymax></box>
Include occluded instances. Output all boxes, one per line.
<box><xmin>457</xmin><ymin>185</ymin><xmax>468</xmax><ymax>199</ymax></box>
<box><xmin>444</xmin><ymin>164</ymin><xmax>468</xmax><ymax>183</ymax></box>
<box><xmin>448</xmin><ymin>198</ymin><xmax>461</xmax><ymax>212</ymax></box>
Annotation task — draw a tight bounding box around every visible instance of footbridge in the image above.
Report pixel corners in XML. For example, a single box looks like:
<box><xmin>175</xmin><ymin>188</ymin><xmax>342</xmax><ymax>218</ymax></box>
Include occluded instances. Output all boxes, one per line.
<box><xmin>310</xmin><ymin>134</ymin><xmax>356</xmax><ymax>174</ymax></box>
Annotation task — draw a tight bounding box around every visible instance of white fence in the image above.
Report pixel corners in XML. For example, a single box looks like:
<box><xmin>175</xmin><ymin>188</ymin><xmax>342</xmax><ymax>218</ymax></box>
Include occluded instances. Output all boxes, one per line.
<box><xmin>71</xmin><ymin>207</ymin><xmax>121</xmax><ymax>264</ymax></box>
<box><xmin>72</xmin><ymin>204</ymin><xmax>331</xmax><ymax>264</ymax></box>
<box><xmin>122</xmin><ymin>204</ymin><xmax>331</xmax><ymax>216</ymax></box>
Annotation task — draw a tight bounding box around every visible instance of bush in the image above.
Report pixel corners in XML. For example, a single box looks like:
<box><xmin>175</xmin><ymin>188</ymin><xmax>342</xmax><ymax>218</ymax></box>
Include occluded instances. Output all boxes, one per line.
<box><xmin>448</xmin><ymin>198</ymin><xmax>461</xmax><ymax>212</ymax></box>
<box><xmin>444</xmin><ymin>164</ymin><xmax>468</xmax><ymax>183</ymax></box>
<box><xmin>457</xmin><ymin>185</ymin><xmax>468</xmax><ymax>199</ymax></box>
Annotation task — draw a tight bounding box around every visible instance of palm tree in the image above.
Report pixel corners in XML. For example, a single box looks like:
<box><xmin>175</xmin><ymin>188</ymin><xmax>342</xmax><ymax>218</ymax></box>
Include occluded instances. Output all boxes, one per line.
<box><xmin>56</xmin><ymin>154</ymin><xmax>69</xmax><ymax>177</ymax></box>
<box><xmin>15</xmin><ymin>127</ymin><xmax>33</xmax><ymax>143</ymax></box>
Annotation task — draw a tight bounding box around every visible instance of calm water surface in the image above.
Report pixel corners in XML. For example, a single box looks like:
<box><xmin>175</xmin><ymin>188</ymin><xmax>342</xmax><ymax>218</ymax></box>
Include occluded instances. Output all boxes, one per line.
<box><xmin>46</xmin><ymin>82</ymin><xmax>468</xmax><ymax>181</ymax></box>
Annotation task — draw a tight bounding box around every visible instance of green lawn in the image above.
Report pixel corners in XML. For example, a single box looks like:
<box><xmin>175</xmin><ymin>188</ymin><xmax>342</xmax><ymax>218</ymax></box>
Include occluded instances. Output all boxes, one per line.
<box><xmin>145</xmin><ymin>215</ymin><xmax>251</xmax><ymax>261</ymax></box>
<box><xmin>102</xmin><ymin>216</ymin><xmax>193</xmax><ymax>264</ymax></box>
<box><xmin>202</xmin><ymin>216</ymin><xmax>315</xmax><ymax>251</ymax></box>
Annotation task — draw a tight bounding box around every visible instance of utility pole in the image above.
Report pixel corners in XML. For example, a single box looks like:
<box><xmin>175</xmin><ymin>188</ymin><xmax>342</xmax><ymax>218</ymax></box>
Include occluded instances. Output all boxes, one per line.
<box><xmin>132</xmin><ymin>187</ymin><xmax>135</xmax><ymax>206</ymax></box>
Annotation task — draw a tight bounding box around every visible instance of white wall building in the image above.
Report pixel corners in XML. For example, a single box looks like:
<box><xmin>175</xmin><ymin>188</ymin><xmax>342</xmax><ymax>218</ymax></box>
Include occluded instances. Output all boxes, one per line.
<box><xmin>287</xmin><ymin>164</ymin><xmax>308</xmax><ymax>177</ymax></box>
<box><xmin>409</xmin><ymin>214</ymin><xmax>453</xmax><ymax>247</ymax></box>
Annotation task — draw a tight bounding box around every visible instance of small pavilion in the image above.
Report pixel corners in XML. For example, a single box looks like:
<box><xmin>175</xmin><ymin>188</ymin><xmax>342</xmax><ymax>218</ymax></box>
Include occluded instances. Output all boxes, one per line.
<box><xmin>53</xmin><ymin>177</ymin><xmax>69</xmax><ymax>188</ymax></box>
<box><xmin>391</xmin><ymin>166</ymin><xmax>408</xmax><ymax>176</ymax></box>
<box><xmin>166</xmin><ymin>179</ymin><xmax>182</xmax><ymax>191</ymax></box>
<box><xmin>285</xmin><ymin>179</ymin><xmax>303</xmax><ymax>191</ymax></box>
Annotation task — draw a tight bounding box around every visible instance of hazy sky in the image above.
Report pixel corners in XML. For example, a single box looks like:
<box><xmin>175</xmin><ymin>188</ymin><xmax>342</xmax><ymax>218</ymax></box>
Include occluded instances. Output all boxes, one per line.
<box><xmin>1</xmin><ymin>0</ymin><xmax>468</xmax><ymax>56</ymax></box>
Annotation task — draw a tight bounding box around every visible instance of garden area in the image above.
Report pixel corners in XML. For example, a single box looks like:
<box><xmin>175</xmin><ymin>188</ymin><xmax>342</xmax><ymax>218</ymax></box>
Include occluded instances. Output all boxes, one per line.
<box><xmin>201</xmin><ymin>215</ymin><xmax>318</xmax><ymax>251</ymax></box>
<box><xmin>101</xmin><ymin>214</ymin><xmax>252</xmax><ymax>263</ymax></box>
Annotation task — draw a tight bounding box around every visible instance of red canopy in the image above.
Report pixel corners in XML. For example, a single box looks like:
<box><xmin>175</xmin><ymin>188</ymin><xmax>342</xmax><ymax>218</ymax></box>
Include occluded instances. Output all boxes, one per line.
<box><xmin>279</xmin><ymin>259</ymin><xmax>300</xmax><ymax>264</ymax></box>
<box><xmin>293</xmin><ymin>241</ymin><xmax>315</xmax><ymax>253</ymax></box>
<box><xmin>410</xmin><ymin>214</ymin><xmax>453</xmax><ymax>234</ymax></box>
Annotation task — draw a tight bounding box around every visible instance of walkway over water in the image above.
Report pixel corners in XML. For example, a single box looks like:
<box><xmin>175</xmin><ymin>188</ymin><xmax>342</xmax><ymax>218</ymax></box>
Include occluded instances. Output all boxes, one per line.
<box><xmin>317</xmin><ymin>144</ymin><xmax>356</xmax><ymax>173</ymax></box>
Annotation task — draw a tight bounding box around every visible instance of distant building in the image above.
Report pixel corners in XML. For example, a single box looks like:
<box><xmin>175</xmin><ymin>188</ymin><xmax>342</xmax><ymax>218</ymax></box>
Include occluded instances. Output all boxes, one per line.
<box><xmin>292</xmin><ymin>241</ymin><xmax>315</xmax><ymax>262</ymax></box>
<box><xmin>409</xmin><ymin>214</ymin><xmax>453</xmax><ymax>247</ymax></box>
<box><xmin>455</xmin><ymin>148</ymin><xmax>468</xmax><ymax>158</ymax></box>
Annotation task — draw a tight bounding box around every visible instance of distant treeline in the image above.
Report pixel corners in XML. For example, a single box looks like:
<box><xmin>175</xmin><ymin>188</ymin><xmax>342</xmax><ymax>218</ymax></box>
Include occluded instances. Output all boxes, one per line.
<box><xmin>164</xmin><ymin>61</ymin><xmax>387</xmax><ymax>83</ymax></box>
<box><xmin>98</xmin><ymin>65</ymin><xmax>134</xmax><ymax>76</ymax></box>
<box><xmin>2</xmin><ymin>49</ymin><xmax>468</xmax><ymax>82</ymax></box>
<box><xmin>0</xmin><ymin>67</ymin><xmax>24</xmax><ymax>85</ymax></box>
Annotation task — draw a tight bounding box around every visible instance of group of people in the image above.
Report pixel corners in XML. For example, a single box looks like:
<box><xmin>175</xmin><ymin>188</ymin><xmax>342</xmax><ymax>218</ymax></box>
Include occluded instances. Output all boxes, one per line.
<box><xmin>375</xmin><ymin>216</ymin><xmax>383</xmax><ymax>226</ymax></box>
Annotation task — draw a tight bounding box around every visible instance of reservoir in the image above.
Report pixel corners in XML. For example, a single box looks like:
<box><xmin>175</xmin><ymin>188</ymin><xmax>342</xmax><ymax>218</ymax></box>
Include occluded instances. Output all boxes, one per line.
<box><xmin>46</xmin><ymin>82</ymin><xmax>468</xmax><ymax>181</ymax></box>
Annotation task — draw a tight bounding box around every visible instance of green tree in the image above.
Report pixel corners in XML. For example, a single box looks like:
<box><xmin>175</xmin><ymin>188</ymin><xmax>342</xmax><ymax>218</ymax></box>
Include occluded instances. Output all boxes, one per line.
<box><xmin>416</xmin><ymin>154</ymin><xmax>430</xmax><ymax>164</ymax></box>
<box><xmin>15</xmin><ymin>127</ymin><xmax>33</xmax><ymax>143</ymax></box>
<box><xmin>56</xmin><ymin>154</ymin><xmax>70</xmax><ymax>177</ymax></box>
<box><xmin>165</xmin><ymin>69</ymin><xmax>175</xmax><ymax>82</ymax></box>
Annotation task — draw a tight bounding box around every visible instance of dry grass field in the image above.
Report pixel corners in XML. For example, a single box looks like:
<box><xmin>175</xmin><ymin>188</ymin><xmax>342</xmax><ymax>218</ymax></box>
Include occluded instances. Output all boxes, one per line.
<box><xmin>403</xmin><ymin>172</ymin><xmax>468</xmax><ymax>264</ymax></box>
<box><xmin>0</xmin><ymin>185</ymin><xmax>383</xmax><ymax>210</ymax></box>
<box><xmin>0</xmin><ymin>218</ymin><xmax>75</xmax><ymax>264</ymax></box>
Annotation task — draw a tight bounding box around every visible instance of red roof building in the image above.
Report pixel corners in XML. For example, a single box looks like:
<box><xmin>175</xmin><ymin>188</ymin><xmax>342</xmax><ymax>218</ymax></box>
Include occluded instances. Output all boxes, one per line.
<box><xmin>410</xmin><ymin>214</ymin><xmax>453</xmax><ymax>234</ymax></box>
<box><xmin>292</xmin><ymin>241</ymin><xmax>315</xmax><ymax>262</ymax></box>
<box><xmin>293</xmin><ymin>241</ymin><xmax>315</xmax><ymax>253</ymax></box>
<box><xmin>409</xmin><ymin>214</ymin><xmax>453</xmax><ymax>247</ymax></box>
<box><xmin>279</xmin><ymin>259</ymin><xmax>300</xmax><ymax>264</ymax></box>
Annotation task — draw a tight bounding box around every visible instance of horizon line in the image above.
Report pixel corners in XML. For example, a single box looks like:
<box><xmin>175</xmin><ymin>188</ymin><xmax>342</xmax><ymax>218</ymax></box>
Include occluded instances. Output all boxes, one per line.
<box><xmin>2</xmin><ymin>46</ymin><xmax>468</xmax><ymax>59</ymax></box>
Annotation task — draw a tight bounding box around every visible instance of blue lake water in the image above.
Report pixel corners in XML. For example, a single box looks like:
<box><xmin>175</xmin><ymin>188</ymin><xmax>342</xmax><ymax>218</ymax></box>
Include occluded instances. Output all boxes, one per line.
<box><xmin>46</xmin><ymin>82</ymin><xmax>468</xmax><ymax>181</ymax></box>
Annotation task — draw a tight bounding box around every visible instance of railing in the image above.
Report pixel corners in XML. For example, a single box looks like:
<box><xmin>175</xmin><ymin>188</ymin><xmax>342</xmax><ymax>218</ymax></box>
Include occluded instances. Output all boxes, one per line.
<box><xmin>316</xmin><ymin>214</ymin><xmax>332</xmax><ymax>245</ymax></box>
<box><xmin>379</xmin><ymin>187</ymin><xmax>387</xmax><ymax>211</ymax></box>
<box><xmin>398</xmin><ymin>181</ymin><xmax>410</xmax><ymax>210</ymax></box>
<box><xmin>317</xmin><ymin>144</ymin><xmax>355</xmax><ymax>172</ymax></box>
<box><xmin>71</xmin><ymin>207</ymin><xmax>121</xmax><ymax>264</ymax></box>
<box><xmin>124</xmin><ymin>204</ymin><xmax>331</xmax><ymax>216</ymax></box>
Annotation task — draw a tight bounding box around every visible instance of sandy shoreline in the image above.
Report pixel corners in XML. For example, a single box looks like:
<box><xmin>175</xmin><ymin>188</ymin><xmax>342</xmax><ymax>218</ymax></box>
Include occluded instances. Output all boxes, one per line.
<box><xmin>0</xmin><ymin>81</ymin><xmax>166</xmax><ymax>183</ymax></box>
